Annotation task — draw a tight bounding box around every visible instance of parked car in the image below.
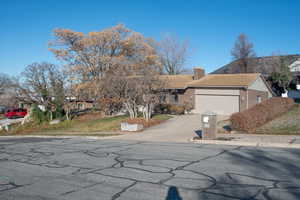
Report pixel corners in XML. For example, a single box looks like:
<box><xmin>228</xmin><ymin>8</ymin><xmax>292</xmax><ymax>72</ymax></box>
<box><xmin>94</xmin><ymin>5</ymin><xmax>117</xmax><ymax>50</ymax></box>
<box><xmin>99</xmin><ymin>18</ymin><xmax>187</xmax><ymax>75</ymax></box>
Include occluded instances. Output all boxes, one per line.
<box><xmin>5</xmin><ymin>108</ymin><xmax>27</xmax><ymax>119</ymax></box>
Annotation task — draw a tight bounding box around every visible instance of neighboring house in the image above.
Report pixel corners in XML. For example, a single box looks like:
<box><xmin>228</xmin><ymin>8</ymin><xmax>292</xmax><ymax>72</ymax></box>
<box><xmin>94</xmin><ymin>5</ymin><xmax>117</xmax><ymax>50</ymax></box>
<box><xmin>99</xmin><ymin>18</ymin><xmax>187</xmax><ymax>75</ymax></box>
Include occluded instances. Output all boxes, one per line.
<box><xmin>64</xmin><ymin>99</ymin><xmax>94</xmax><ymax>111</ymax></box>
<box><xmin>160</xmin><ymin>68</ymin><xmax>273</xmax><ymax>115</ymax></box>
<box><xmin>19</xmin><ymin>99</ymin><xmax>94</xmax><ymax>112</ymax></box>
<box><xmin>212</xmin><ymin>54</ymin><xmax>300</xmax><ymax>75</ymax></box>
<box><xmin>211</xmin><ymin>54</ymin><xmax>300</xmax><ymax>99</ymax></box>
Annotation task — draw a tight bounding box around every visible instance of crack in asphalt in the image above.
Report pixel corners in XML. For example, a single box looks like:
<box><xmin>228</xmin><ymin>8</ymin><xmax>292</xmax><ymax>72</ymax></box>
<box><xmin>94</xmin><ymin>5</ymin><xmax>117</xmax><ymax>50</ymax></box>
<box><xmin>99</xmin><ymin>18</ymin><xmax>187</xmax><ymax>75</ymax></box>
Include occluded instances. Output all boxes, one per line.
<box><xmin>0</xmin><ymin>138</ymin><xmax>299</xmax><ymax>200</ymax></box>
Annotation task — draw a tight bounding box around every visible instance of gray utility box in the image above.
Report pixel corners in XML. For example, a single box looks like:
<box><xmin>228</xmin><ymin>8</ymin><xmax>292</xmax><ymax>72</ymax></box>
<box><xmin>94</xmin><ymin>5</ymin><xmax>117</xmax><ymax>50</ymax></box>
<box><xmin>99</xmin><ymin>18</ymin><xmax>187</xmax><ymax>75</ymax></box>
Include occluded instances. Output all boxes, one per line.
<box><xmin>201</xmin><ymin>111</ymin><xmax>217</xmax><ymax>139</ymax></box>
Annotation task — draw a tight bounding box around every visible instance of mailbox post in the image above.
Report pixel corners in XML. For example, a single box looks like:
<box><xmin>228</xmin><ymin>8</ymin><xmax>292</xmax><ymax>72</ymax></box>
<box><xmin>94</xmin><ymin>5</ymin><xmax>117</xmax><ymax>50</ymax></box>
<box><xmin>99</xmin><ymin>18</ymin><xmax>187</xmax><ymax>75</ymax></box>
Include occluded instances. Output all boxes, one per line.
<box><xmin>201</xmin><ymin>111</ymin><xmax>217</xmax><ymax>139</ymax></box>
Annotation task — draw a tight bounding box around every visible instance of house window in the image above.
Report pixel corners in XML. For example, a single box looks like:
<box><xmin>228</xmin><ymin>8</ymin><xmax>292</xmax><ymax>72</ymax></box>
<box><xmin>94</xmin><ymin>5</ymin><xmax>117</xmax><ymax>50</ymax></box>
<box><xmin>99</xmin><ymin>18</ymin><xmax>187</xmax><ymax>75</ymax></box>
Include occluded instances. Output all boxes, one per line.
<box><xmin>257</xmin><ymin>96</ymin><xmax>262</xmax><ymax>103</ymax></box>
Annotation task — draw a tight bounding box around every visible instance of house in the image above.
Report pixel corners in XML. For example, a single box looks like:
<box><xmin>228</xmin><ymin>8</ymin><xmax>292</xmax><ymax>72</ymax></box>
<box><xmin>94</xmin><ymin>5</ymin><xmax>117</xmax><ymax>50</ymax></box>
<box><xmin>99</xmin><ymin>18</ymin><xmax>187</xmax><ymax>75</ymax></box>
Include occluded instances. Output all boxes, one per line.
<box><xmin>212</xmin><ymin>54</ymin><xmax>300</xmax><ymax>96</ymax></box>
<box><xmin>212</xmin><ymin>54</ymin><xmax>300</xmax><ymax>75</ymax></box>
<box><xmin>161</xmin><ymin>68</ymin><xmax>273</xmax><ymax>115</ymax></box>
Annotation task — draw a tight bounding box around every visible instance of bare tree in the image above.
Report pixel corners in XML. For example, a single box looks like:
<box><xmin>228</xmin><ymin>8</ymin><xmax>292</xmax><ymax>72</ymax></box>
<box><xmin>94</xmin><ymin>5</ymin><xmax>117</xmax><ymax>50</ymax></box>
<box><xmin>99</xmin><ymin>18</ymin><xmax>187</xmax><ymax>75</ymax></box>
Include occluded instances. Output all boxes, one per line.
<box><xmin>158</xmin><ymin>35</ymin><xmax>189</xmax><ymax>75</ymax></box>
<box><xmin>16</xmin><ymin>62</ymin><xmax>65</xmax><ymax>120</ymax></box>
<box><xmin>231</xmin><ymin>34</ymin><xmax>256</xmax><ymax>73</ymax></box>
<box><xmin>0</xmin><ymin>74</ymin><xmax>18</xmax><ymax>107</ymax></box>
<box><xmin>0</xmin><ymin>73</ymin><xmax>12</xmax><ymax>95</ymax></box>
<box><xmin>100</xmin><ymin>66</ymin><xmax>164</xmax><ymax>120</ymax></box>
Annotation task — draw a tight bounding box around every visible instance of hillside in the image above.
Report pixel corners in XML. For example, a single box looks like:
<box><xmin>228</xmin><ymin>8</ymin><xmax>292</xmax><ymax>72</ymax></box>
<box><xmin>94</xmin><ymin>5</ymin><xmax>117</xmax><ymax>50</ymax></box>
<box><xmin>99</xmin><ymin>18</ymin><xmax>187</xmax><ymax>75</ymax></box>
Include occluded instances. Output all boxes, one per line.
<box><xmin>212</xmin><ymin>54</ymin><xmax>300</xmax><ymax>75</ymax></box>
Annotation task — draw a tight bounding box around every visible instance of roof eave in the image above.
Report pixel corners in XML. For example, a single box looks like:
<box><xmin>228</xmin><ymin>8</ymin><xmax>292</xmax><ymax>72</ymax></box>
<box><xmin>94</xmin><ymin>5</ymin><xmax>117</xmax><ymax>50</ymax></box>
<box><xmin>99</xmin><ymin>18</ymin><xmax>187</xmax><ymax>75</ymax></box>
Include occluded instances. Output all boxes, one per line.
<box><xmin>187</xmin><ymin>85</ymin><xmax>247</xmax><ymax>89</ymax></box>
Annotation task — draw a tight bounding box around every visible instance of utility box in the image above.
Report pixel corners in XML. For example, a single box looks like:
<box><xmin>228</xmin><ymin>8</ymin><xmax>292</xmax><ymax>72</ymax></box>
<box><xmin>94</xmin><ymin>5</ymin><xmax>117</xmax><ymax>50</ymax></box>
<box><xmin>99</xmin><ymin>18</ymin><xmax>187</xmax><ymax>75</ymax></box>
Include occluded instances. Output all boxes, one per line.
<box><xmin>201</xmin><ymin>111</ymin><xmax>217</xmax><ymax>139</ymax></box>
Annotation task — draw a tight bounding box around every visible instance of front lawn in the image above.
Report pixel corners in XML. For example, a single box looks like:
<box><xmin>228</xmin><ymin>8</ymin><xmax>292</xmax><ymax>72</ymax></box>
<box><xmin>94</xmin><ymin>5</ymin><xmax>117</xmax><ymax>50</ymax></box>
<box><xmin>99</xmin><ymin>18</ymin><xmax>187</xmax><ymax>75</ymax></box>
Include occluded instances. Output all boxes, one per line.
<box><xmin>255</xmin><ymin>105</ymin><xmax>300</xmax><ymax>135</ymax></box>
<box><xmin>0</xmin><ymin>113</ymin><xmax>172</xmax><ymax>136</ymax></box>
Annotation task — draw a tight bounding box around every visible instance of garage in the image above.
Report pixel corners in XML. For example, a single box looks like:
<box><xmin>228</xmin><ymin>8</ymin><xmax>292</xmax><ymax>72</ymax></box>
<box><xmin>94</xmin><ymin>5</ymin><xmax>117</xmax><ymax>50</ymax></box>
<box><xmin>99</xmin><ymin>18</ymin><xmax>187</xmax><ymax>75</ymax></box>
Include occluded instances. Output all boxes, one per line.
<box><xmin>195</xmin><ymin>94</ymin><xmax>239</xmax><ymax>115</ymax></box>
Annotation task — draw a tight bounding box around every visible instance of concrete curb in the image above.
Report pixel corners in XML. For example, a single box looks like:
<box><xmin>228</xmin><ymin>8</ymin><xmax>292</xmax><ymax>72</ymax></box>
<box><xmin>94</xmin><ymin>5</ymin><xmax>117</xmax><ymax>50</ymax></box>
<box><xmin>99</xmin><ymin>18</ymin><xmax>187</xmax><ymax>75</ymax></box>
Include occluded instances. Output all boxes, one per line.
<box><xmin>0</xmin><ymin>135</ymin><xmax>120</xmax><ymax>140</ymax></box>
<box><xmin>190</xmin><ymin>139</ymin><xmax>300</xmax><ymax>149</ymax></box>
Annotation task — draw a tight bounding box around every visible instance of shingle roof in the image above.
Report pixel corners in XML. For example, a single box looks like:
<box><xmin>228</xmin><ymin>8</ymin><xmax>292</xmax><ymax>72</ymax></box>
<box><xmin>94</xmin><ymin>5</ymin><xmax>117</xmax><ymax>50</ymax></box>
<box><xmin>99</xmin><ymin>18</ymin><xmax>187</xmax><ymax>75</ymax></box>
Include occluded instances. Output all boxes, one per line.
<box><xmin>159</xmin><ymin>75</ymin><xmax>194</xmax><ymax>89</ymax></box>
<box><xmin>187</xmin><ymin>73</ymin><xmax>260</xmax><ymax>88</ymax></box>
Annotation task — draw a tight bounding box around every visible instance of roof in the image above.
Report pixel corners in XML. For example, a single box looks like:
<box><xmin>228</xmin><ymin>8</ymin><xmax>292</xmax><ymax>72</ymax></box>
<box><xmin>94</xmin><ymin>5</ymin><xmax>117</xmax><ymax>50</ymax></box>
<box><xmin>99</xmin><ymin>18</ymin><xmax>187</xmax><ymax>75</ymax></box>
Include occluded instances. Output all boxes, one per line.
<box><xmin>212</xmin><ymin>54</ymin><xmax>300</xmax><ymax>75</ymax></box>
<box><xmin>187</xmin><ymin>73</ymin><xmax>260</xmax><ymax>88</ymax></box>
<box><xmin>158</xmin><ymin>75</ymin><xmax>194</xmax><ymax>89</ymax></box>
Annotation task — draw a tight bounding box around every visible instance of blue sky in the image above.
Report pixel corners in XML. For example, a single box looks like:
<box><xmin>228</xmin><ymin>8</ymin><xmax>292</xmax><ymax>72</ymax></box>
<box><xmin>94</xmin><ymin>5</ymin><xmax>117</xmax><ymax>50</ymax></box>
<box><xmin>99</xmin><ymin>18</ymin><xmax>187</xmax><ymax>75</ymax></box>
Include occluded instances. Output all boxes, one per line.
<box><xmin>1</xmin><ymin>0</ymin><xmax>300</xmax><ymax>75</ymax></box>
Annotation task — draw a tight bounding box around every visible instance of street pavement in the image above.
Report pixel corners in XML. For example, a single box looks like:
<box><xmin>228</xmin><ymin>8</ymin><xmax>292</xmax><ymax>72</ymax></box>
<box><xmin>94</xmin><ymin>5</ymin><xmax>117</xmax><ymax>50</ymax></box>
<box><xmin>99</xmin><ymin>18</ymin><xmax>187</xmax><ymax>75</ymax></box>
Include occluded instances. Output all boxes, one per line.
<box><xmin>0</xmin><ymin>137</ymin><xmax>300</xmax><ymax>200</ymax></box>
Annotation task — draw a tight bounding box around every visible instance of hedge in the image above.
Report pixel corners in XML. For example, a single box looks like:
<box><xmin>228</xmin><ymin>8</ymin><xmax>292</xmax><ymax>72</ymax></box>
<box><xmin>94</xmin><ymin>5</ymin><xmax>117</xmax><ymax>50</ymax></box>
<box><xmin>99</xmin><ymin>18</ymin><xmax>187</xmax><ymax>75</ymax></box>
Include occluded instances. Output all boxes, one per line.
<box><xmin>230</xmin><ymin>97</ymin><xmax>295</xmax><ymax>132</ymax></box>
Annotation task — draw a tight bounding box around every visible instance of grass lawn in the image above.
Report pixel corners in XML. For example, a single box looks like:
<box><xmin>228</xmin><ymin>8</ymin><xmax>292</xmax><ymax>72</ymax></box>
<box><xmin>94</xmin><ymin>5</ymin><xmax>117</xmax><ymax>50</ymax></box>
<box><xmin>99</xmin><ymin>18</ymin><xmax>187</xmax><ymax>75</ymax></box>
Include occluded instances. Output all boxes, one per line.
<box><xmin>0</xmin><ymin>113</ymin><xmax>172</xmax><ymax>136</ymax></box>
<box><xmin>255</xmin><ymin>105</ymin><xmax>300</xmax><ymax>135</ymax></box>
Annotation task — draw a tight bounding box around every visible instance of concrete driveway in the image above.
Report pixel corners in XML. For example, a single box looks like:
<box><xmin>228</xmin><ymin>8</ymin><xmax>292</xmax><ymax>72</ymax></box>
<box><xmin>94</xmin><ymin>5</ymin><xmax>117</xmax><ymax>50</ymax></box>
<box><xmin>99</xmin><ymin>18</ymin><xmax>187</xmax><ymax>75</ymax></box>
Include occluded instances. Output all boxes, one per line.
<box><xmin>0</xmin><ymin>137</ymin><xmax>299</xmax><ymax>200</ymax></box>
<box><xmin>115</xmin><ymin>114</ymin><xmax>202</xmax><ymax>142</ymax></box>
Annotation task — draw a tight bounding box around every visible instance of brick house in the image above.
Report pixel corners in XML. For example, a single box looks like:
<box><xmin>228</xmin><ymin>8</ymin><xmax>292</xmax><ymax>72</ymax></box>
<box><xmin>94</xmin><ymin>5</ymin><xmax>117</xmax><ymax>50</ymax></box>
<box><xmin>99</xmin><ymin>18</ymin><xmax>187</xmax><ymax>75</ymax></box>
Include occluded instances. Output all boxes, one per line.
<box><xmin>161</xmin><ymin>68</ymin><xmax>273</xmax><ymax>115</ymax></box>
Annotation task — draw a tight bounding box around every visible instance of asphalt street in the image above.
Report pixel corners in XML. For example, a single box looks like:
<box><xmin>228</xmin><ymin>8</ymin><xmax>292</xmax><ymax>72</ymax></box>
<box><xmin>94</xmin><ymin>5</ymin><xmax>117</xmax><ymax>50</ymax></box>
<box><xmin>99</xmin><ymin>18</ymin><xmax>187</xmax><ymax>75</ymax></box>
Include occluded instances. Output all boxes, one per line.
<box><xmin>0</xmin><ymin>137</ymin><xmax>299</xmax><ymax>200</ymax></box>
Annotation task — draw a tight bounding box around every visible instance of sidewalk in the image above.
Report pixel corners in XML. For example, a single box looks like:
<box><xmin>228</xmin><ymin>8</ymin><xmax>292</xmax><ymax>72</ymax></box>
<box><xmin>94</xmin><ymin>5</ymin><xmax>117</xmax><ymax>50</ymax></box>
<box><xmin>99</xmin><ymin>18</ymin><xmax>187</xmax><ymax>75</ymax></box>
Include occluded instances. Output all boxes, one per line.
<box><xmin>191</xmin><ymin>133</ymin><xmax>300</xmax><ymax>149</ymax></box>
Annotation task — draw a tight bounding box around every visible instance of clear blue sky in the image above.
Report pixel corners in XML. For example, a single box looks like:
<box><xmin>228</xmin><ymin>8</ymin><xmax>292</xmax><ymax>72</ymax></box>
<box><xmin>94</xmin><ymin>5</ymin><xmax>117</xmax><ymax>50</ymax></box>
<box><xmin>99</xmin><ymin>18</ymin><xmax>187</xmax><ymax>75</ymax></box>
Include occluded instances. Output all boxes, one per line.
<box><xmin>1</xmin><ymin>0</ymin><xmax>300</xmax><ymax>75</ymax></box>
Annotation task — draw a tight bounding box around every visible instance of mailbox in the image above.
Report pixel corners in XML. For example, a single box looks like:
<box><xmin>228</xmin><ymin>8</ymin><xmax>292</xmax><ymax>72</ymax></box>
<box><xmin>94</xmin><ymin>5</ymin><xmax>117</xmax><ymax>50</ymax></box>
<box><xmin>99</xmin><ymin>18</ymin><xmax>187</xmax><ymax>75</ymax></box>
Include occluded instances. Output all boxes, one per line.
<box><xmin>201</xmin><ymin>111</ymin><xmax>217</xmax><ymax>139</ymax></box>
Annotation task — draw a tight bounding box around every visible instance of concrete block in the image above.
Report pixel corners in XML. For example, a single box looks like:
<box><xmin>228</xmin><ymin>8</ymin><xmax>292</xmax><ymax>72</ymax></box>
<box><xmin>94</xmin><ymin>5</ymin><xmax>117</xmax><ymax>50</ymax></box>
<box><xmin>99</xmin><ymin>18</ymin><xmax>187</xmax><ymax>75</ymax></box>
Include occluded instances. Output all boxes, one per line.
<box><xmin>121</xmin><ymin>122</ymin><xmax>143</xmax><ymax>132</ymax></box>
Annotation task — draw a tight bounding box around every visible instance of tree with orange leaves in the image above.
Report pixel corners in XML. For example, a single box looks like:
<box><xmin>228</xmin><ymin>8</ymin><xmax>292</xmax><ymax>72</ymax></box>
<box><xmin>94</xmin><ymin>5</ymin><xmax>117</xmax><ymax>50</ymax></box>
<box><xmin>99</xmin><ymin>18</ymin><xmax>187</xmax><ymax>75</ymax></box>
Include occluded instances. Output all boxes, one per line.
<box><xmin>49</xmin><ymin>24</ymin><xmax>161</xmax><ymax>101</ymax></box>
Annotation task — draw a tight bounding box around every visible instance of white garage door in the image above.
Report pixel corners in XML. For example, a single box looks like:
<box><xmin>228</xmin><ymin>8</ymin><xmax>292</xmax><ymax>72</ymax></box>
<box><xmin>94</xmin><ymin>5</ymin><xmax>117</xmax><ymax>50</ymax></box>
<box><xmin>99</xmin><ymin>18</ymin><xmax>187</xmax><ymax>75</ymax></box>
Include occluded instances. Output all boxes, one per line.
<box><xmin>195</xmin><ymin>95</ymin><xmax>239</xmax><ymax>115</ymax></box>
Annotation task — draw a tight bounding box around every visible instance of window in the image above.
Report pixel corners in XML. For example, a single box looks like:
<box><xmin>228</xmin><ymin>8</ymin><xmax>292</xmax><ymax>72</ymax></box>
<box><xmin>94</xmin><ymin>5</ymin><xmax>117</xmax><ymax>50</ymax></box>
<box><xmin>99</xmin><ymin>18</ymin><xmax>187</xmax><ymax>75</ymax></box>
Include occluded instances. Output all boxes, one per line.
<box><xmin>257</xmin><ymin>96</ymin><xmax>262</xmax><ymax>103</ymax></box>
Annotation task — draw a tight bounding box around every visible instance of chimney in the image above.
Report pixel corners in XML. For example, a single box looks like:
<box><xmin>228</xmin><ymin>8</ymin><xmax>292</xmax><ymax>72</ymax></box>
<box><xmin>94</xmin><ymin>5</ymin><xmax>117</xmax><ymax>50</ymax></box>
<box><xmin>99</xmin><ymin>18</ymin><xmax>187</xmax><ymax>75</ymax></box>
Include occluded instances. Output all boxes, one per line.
<box><xmin>193</xmin><ymin>67</ymin><xmax>205</xmax><ymax>80</ymax></box>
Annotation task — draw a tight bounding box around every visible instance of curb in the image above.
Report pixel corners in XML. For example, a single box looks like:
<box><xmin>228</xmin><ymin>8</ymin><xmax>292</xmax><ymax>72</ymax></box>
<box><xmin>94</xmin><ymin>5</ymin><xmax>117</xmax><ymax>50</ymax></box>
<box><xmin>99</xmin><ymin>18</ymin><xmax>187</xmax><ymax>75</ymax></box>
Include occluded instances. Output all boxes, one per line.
<box><xmin>0</xmin><ymin>135</ymin><xmax>120</xmax><ymax>140</ymax></box>
<box><xmin>190</xmin><ymin>139</ymin><xmax>300</xmax><ymax>149</ymax></box>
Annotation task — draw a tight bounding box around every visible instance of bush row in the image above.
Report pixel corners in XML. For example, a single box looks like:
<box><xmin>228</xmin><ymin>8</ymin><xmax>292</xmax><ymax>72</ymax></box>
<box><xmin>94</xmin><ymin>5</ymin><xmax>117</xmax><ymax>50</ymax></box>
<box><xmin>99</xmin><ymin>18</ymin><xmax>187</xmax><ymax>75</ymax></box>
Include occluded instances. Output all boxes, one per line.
<box><xmin>230</xmin><ymin>97</ymin><xmax>295</xmax><ymax>132</ymax></box>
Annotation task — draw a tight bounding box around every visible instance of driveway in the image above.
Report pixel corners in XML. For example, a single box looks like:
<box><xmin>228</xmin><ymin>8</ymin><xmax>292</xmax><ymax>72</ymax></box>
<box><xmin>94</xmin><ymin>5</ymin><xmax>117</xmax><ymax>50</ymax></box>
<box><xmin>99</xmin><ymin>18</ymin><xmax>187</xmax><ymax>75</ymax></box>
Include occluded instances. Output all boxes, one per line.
<box><xmin>0</xmin><ymin>137</ymin><xmax>299</xmax><ymax>200</ymax></box>
<box><xmin>114</xmin><ymin>114</ymin><xmax>202</xmax><ymax>142</ymax></box>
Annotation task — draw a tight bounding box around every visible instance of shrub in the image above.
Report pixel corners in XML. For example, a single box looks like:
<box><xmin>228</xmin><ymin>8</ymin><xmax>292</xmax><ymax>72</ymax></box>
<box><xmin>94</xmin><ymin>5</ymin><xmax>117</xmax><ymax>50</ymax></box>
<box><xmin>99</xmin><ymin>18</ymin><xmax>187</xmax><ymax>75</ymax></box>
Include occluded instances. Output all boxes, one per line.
<box><xmin>98</xmin><ymin>98</ymin><xmax>123</xmax><ymax>116</ymax></box>
<box><xmin>154</xmin><ymin>104</ymin><xmax>185</xmax><ymax>115</ymax></box>
<box><xmin>169</xmin><ymin>105</ymin><xmax>185</xmax><ymax>115</ymax></box>
<box><xmin>230</xmin><ymin>97</ymin><xmax>295</xmax><ymax>132</ymax></box>
<box><xmin>154</xmin><ymin>104</ymin><xmax>171</xmax><ymax>114</ymax></box>
<box><xmin>30</xmin><ymin>104</ymin><xmax>50</xmax><ymax>124</ymax></box>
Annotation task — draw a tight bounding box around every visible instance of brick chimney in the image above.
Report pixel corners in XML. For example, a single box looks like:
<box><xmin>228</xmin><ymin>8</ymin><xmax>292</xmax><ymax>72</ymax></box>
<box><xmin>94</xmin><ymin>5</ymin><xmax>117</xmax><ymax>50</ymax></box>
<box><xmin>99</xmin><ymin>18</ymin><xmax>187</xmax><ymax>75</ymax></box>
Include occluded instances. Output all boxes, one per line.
<box><xmin>193</xmin><ymin>67</ymin><xmax>205</xmax><ymax>80</ymax></box>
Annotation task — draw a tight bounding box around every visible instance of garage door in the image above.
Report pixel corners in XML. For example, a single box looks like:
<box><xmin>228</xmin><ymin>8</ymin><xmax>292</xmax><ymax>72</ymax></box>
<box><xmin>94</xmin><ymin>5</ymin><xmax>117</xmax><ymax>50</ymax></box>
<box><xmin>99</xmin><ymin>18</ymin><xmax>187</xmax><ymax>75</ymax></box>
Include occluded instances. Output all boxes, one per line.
<box><xmin>195</xmin><ymin>95</ymin><xmax>239</xmax><ymax>115</ymax></box>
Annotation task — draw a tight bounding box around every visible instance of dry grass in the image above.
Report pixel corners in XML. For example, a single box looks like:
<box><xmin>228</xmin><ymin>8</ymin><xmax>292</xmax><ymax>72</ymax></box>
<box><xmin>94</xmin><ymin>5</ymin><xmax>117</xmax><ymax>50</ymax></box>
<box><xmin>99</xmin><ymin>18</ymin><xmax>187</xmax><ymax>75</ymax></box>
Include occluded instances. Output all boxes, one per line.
<box><xmin>123</xmin><ymin>114</ymin><xmax>173</xmax><ymax>128</ymax></box>
<box><xmin>0</xmin><ymin>113</ymin><xmax>172</xmax><ymax>136</ymax></box>
<box><xmin>255</xmin><ymin>105</ymin><xmax>300</xmax><ymax>135</ymax></box>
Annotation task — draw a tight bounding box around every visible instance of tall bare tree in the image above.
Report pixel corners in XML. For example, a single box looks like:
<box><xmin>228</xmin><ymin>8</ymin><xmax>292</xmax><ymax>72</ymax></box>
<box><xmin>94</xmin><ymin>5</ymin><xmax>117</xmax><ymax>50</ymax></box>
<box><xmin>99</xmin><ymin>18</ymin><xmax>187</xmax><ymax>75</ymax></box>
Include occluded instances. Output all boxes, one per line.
<box><xmin>158</xmin><ymin>35</ymin><xmax>189</xmax><ymax>75</ymax></box>
<box><xmin>231</xmin><ymin>34</ymin><xmax>256</xmax><ymax>73</ymax></box>
<box><xmin>16</xmin><ymin>62</ymin><xmax>65</xmax><ymax>119</ymax></box>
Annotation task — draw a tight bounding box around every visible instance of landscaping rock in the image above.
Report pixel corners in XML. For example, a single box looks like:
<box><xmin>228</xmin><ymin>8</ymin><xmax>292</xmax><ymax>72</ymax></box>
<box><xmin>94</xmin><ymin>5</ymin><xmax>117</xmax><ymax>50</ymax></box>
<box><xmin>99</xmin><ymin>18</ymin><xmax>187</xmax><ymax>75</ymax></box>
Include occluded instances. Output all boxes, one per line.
<box><xmin>49</xmin><ymin>119</ymin><xmax>61</xmax><ymax>125</ymax></box>
<box><xmin>121</xmin><ymin>122</ymin><xmax>143</xmax><ymax>132</ymax></box>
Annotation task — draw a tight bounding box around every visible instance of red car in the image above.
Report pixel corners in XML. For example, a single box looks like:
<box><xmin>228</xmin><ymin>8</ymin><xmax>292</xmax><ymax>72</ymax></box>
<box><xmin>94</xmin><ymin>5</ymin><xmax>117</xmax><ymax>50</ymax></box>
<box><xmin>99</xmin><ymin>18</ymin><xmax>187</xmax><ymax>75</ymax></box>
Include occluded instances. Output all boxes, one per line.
<box><xmin>5</xmin><ymin>108</ymin><xmax>27</xmax><ymax>119</ymax></box>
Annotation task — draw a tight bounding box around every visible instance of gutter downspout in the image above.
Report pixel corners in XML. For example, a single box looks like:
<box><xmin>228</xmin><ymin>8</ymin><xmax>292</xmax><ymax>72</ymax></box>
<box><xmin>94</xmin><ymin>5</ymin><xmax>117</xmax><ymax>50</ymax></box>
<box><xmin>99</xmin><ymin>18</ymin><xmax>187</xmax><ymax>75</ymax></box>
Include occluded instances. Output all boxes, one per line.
<box><xmin>246</xmin><ymin>88</ymin><xmax>249</xmax><ymax>109</ymax></box>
